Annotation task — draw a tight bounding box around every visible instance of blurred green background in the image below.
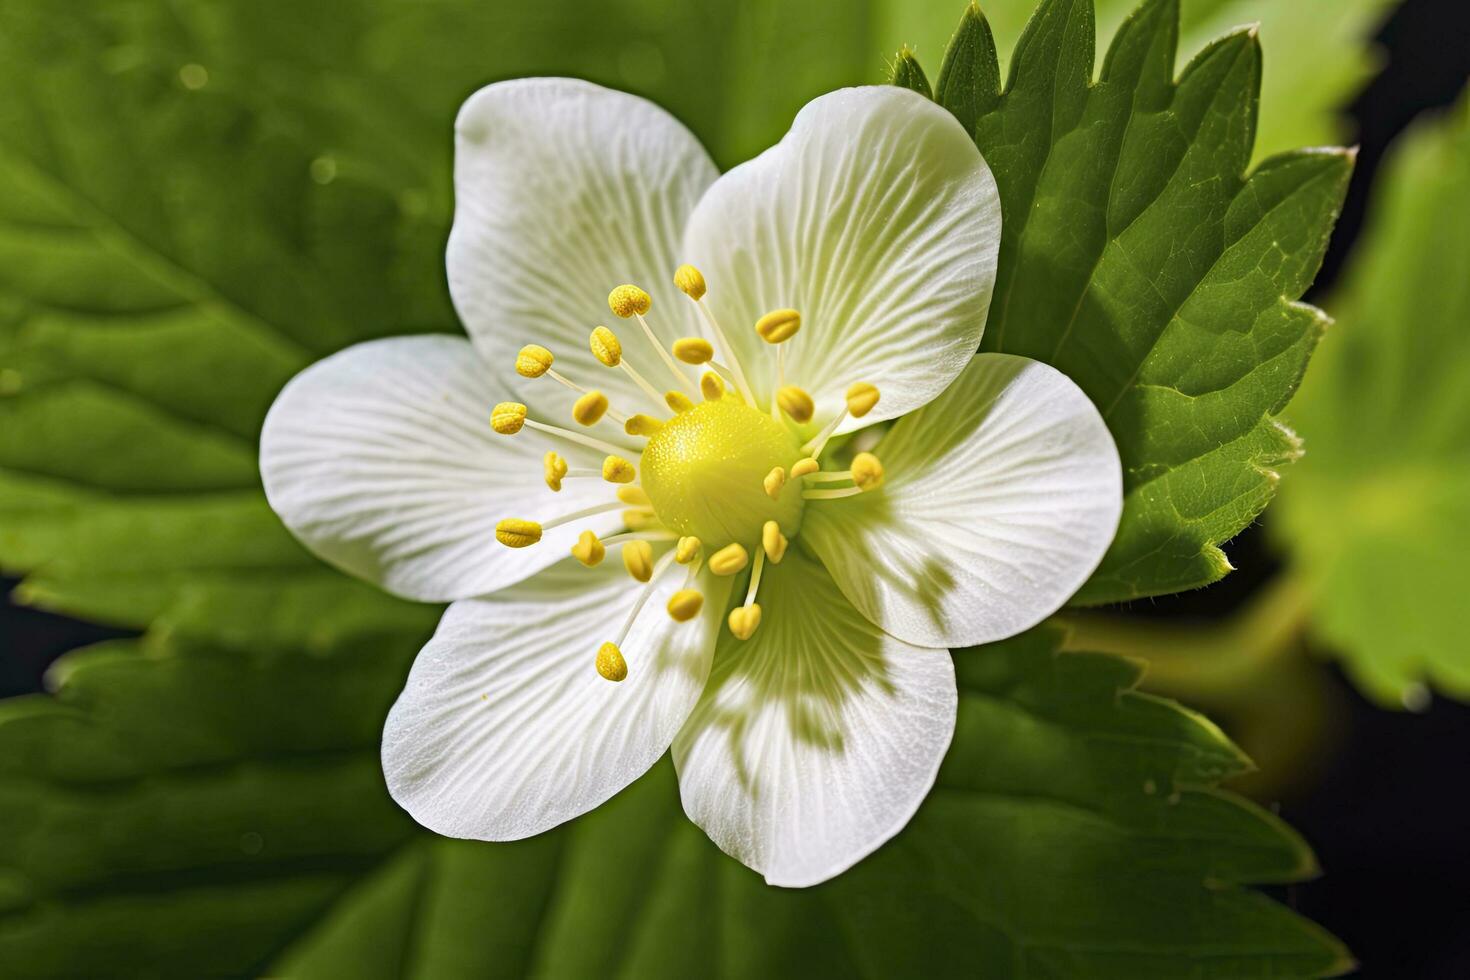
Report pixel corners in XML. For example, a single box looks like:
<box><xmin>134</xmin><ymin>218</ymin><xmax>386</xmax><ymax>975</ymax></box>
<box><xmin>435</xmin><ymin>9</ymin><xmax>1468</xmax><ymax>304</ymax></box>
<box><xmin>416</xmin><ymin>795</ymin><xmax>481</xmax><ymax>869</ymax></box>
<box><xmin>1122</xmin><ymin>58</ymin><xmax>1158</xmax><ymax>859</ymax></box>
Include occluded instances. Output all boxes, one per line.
<box><xmin>1</xmin><ymin>0</ymin><xmax>1467</xmax><ymax>977</ymax></box>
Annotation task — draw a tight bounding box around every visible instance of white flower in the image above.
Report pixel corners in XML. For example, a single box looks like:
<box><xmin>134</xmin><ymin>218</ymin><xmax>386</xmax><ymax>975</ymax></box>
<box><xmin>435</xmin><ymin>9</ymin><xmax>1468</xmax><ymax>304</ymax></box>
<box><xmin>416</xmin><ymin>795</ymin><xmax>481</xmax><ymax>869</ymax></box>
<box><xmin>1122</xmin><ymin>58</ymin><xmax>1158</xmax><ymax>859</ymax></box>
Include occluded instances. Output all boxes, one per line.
<box><xmin>260</xmin><ymin>79</ymin><xmax>1122</xmax><ymax>887</ymax></box>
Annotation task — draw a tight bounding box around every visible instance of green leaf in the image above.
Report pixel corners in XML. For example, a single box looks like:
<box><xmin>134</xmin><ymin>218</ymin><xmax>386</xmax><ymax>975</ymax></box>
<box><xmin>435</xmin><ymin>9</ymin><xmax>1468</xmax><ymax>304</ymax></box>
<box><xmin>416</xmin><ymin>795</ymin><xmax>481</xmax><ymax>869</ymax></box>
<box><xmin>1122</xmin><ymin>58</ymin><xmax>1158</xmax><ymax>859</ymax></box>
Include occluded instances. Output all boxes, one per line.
<box><xmin>900</xmin><ymin>0</ymin><xmax>1351</xmax><ymax>602</ymax></box>
<box><xmin>879</xmin><ymin>0</ymin><xmax>1396</xmax><ymax>162</ymax></box>
<box><xmin>1274</xmin><ymin>93</ymin><xmax>1470</xmax><ymax>706</ymax></box>
<box><xmin>0</xmin><ymin>630</ymin><xmax>1347</xmax><ymax>977</ymax></box>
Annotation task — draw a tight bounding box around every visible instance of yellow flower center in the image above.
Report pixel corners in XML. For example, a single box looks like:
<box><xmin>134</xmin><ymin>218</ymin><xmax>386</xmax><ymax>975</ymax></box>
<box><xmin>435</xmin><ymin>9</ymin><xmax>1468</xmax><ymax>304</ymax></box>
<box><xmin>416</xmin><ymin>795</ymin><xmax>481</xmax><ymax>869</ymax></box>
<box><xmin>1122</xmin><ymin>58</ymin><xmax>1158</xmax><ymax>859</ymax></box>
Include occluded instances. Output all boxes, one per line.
<box><xmin>489</xmin><ymin>265</ymin><xmax>886</xmax><ymax>681</ymax></box>
<box><xmin>640</xmin><ymin>398</ymin><xmax>804</xmax><ymax>545</ymax></box>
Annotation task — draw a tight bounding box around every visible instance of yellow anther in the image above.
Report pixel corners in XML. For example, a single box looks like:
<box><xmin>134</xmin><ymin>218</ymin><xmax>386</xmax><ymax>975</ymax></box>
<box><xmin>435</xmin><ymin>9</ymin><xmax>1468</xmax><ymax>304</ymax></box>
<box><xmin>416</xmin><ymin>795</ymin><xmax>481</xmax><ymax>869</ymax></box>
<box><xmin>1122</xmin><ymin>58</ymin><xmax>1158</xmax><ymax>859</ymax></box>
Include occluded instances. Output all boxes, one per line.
<box><xmin>728</xmin><ymin>603</ymin><xmax>762</xmax><ymax>640</ymax></box>
<box><xmin>491</xmin><ymin>401</ymin><xmax>527</xmax><ymax>435</ymax></box>
<box><xmin>495</xmin><ymin>518</ymin><xmax>542</xmax><ymax>548</ymax></box>
<box><xmin>667</xmin><ymin>589</ymin><xmax>704</xmax><ymax>622</ymax></box>
<box><xmin>672</xmin><ymin>337</ymin><xmax>714</xmax><ymax>364</ymax></box>
<box><xmin>762</xmin><ymin>520</ymin><xmax>788</xmax><ymax>564</ymax></box>
<box><xmin>623</xmin><ymin>508</ymin><xmax>662</xmax><ymax>531</ymax></box>
<box><xmin>617</xmin><ymin>485</ymin><xmax>651</xmax><ymax>507</ymax></box>
<box><xmin>846</xmin><ymin>382</ymin><xmax>880</xmax><ymax>418</ymax></box>
<box><xmin>543</xmin><ymin>451</ymin><xmax>568</xmax><ymax>492</ymax></box>
<box><xmin>700</xmin><ymin>371</ymin><xmax>726</xmax><ymax>401</ymax></box>
<box><xmin>673</xmin><ymin>264</ymin><xmax>707</xmax><ymax>301</ymax></box>
<box><xmin>596</xmin><ymin>642</ymin><xmax>628</xmax><ymax>682</ymax></box>
<box><xmin>776</xmin><ymin>385</ymin><xmax>814</xmax><ymax>423</ymax></box>
<box><xmin>625</xmin><ymin>414</ymin><xmax>664</xmax><ymax>436</ymax></box>
<box><xmin>590</xmin><ymin>326</ymin><xmax>622</xmax><ymax>367</ymax></box>
<box><xmin>602</xmin><ymin>455</ymin><xmax>636</xmax><ymax>484</ymax></box>
<box><xmin>572</xmin><ymin>390</ymin><xmax>609</xmax><ymax>426</ymax></box>
<box><xmin>515</xmin><ymin>344</ymin><xmax>554</xmax><ymax>378</ymax></box>
<box><xmin>851</xmin><ymin>452</ymin><xmax>884</xmax><ymax>491</ymax></box>
<box><xmin>763</xmin><ymin>466</ymin><xmax>787</xmax><ymax>499</ymax></box>
<box><xmin>623</xmin><ymin>539</ymin><xmax>654</xmax><ymax>582</ymax></box>
<box><xmin>571</xmin><ymin>530</ymin><xmax>605</xmax><ymax>566</ymax></box>
<box><xmin>755</xmin><ymin>308</ymin><xmax>801</xmax><ymax>344</ymax></box>
<box><xmin>608</xmin><ymin>284</ymin><xmax>652</xmax><ymax>318</ymax></box>
<box><xmin>665</xmin><ymin>390</ymin><xmax>694</xmax><ymax>413</ymax></box>
<box><xmin>708</xmin><ymin>542</ymin><xmax>749</xmax><ymax>576</ymax></box>
<box><xmin>790</xmin><ymin>456</ymin><xmax>819</xmax><ymax>478</ymax></box>
<box><xmin>675</xmin><ymin>536</ymin><xmax>702</xmax><ymax>564</ymax></box>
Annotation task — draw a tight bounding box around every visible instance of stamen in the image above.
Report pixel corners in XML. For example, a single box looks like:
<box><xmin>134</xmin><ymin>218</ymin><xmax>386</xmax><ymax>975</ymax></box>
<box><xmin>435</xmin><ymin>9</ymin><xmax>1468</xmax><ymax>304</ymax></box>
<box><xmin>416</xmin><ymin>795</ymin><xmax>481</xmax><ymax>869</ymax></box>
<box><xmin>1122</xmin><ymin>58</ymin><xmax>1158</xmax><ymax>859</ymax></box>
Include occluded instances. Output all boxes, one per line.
<box><xmin>743</xmin><ymin>548</ymin><xmax>767</xmax><ymax>606</ymax></box>
<box><xmin>679</xmin><ymin>267</ymin><xmax>757</xmax><ymax>404</ymax></box>
<box><xmin>666</xmin><ymin>589</ymin><xmax>704</xmax><ymax>621</ymax></box>
<box><xmin>607</xmin><ymin>284</ymin><xmax>694</xmax><ymax>394</ymax></box>
<box><xmin>620</xmin><ymin>359</ymin><xmax>667</xmax><ymax>406</ymax></box>
<box><xmin>700</xmin><ymin>370</ymin><xmax>726</xmax><ymax>402</ymax></box>
<box><xmin>705</xmin><ymin>363</ymin><xmax>746</xmax><ymax>403</ymax></box>
<box><xmin>598</xmin><ymin>547</ymin><xmax>679</xmax><ymax>680</ymax></box>
<box><xmin>755</xmin><ymin>308</ymin><xmax>802</xmax><ymax>344</ymax></box>
<box><xmin>846</xmin><ymin>381</ymin><xmax>880</xmax><ymax>418</ymax></box>
<box><xmin>518</xmin><ymin>344</ymin><xmax>628</xmax><ymax>422</ymax></box>
<box><xmin>571</xmin><ymin>529</ymin><xmax>605</xmax><ymax>566</ymax></box>
<box><xmin>801</xmin><ymin>453</ymin><xmax>883</xmax><ymax>499</ymax></box>
<box><xmin>673</xmin><ymin>264</ymin><xmax>706</xmax><ymax>301</ymax></box>
<box><xmin>596</xmin><ymin>642</ymin><xmax>628</xmax><ymax>682</ymax></box>
<box><xmin>665</xmin><ymin>390</ymin><xmax>694</xmax><ymax>413</ymax></box>
<box><xmin>545</xmin><ymin>369</ymin><xmax>586</xmax><ymax>394</ymax></box>
<box><xmin>589</xmin><ymin>326</ymin><xmax>622</xmax><ymax>366</ymax></box>
<box><xmin>801</xmin><ymin>487</ymin><xmax>864</xmax><ymax>500</ymax></box>
<box><xmin>672</xmin><ymin>337</ymin><xmax>713</xmax><ymax>364</ymax></box>
<box><xmin>728</xmin><ymin>604</ymin><xmax>762</xmax><ymax>640</ymax></box>
<box><xmin>523</xmin><ymin>419</ymin><xmax>627</xmax><ymax>457</ymax></box>
<box><xmin>494</xmin><ymin>501</ymin><xmax>623</xmax><ymax>548</ymax></box>
<box><xmin>544</xmin><ymin>451</ymin><xmax>568</xmax><ymax>491</ymax></box>
<box><xmin>617</xmin><ymin>486</ymin><xmax>651</xmax><ymax>507</ymax></box>
<box><xmin>491</xmin><ymin>401</ymin><xmax>527</xmax><ymax>435</ymax></box>
<box><xmin>624</xmin><ymin>414</ymin><xmax>664</xmax><ymax>437</ymax></box>
<box><xmin>762</xmin><ymin>520</ymin><xmax>788</xmax><ymax>564</ymax></box>
<box><xmin>708</xmin><ymin>542</ymin><xmax>749</xmax><ymax>576</ymax></box>
<box><xmin>623</xmin><ymin>508</ymin><xmax>663</xmax><ymax>531</ymax></box>
<box><xmin>602</xmin><ymin>455</ymin><xmax>637</xmax><ymax>484</ymax></box>
<box><xmin>763</xmin><ymin>466</ymin><xmax>786</xmax><ymax>499</ymax></box>
<box><xmin>572</xmin><ymin>390</ymin><xmax>609</xmax><ymax>426</ymax></box>
<box><xmin>790</xmin><ymin>457</ymin><xmax>819</xmax><ymax>478</ymax></box>
<box><xmin>776</xmin><ymin>385</ymin><xmax>814</xmax><ymax>424</ymax></box>
<box><xmin>515</xmin><ymin>345</ymin><xmax>554</xmax><ymax>378</ymax></box>
<box><xmin>494</xmin><ymin>518</ymin><xmax>542</xmax><ymax>548</ymax></box>
<box><xmin>637</xmin><ymin>313</ymin><xmax>695</xmax><ymax>393</ymax></box>
<box><xmin>851</xmin><ymin>451</ymin><xmax>884</xmax><ymax>490</ymax></box>
<box><xmin>802</xmin><ymin>411</ymin><xmax>846</xmax><ymax>458</ymax></box>
<box><xmin>675</xmin><ymin>535</ymin><xmax>701</xmax><ymax>564</ymax></box>
<box><xmin>607</xmin><ymin>284</ymin><xmax>652</xmax><ymax>319</ymax></box>
<box><xmin>728</xmin><ymin>548</ymin><xmax>766</xmax><ymax>640</ymax></box>
<box><xmin>623</xmin><ymin>539</ymin><xmax>654</xmax><ymax>582</ymax></box>
<box><xmin>602</xmin><ymin>530</ymin><xmax>678</xmax><ymax>545</ymax></box>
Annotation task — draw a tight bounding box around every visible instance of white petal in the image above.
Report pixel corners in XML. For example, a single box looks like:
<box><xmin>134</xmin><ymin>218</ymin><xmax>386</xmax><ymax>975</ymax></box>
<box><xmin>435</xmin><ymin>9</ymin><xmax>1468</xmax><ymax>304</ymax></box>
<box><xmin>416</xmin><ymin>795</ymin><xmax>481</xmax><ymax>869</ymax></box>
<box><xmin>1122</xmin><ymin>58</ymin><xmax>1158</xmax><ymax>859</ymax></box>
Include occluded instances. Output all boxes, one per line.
<box><xmin>681</xmin><ymin>86</ymin><xmax>1000</xmax><ymax>430</ymax></box>
<box><xmin>448</xmin><ymin>78</ymin><xmax>717</xmax><ymax>418</ymax></box>
<box><xmin>260</xmin><ymin>335</ymin><xmax>622</xmax><ymax>602</ymax></box>
<box><xmin>802</xmin><ymin>353</ymin><xmax>1123</xmax><ymax>648</ymax></box>
<box><xmin>672</xmin><ymin>549</ymin><xmax>956</xmax><ymax>887</ymax></box>
<box><xmin>383</xmin><ymin>559</ymin><xmax>730</xmax><ymax>840</ymax></box>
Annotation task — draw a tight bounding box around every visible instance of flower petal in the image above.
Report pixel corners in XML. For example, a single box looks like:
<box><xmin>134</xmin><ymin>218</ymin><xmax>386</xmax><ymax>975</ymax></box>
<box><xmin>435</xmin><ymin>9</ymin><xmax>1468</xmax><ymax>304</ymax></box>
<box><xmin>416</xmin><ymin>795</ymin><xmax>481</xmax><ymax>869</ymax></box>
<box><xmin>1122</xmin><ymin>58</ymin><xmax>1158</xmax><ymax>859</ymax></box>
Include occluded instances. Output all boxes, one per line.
<box><xmin>802</xmin><ymin>353</ymin><xmax>1123</xmax><ymax>648</ymax></box>
<box><xmin>260</xmin><ymin>335</ymin><xmax>622</xmax><ymax>602</ymax></box>
<box><xmin>672</xmin><ymin>549</ymin><xmax>956</xmax><ymax>887</ymax></box>
<box><xmin>448</xmin><ymin>78</ymin><xmax>717</xmax><ymax>418</ymax></box>
<box><xmin>681</xmin><ymin>86</ymin><xmax>1000</xmax><ymax>430</ymax></box>
<box><xmin>383</xmin><ymin>559</ymin><xmax>730</xmax><ymax>840</ymax></box>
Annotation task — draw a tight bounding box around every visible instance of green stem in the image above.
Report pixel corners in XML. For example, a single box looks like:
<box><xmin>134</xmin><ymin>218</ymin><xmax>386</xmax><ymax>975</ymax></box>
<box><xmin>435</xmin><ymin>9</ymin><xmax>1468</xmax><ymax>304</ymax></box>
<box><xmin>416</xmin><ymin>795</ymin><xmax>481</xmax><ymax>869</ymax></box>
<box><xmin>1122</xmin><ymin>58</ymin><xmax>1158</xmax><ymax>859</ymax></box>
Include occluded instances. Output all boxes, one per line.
<box><xmin>1052</xmin><ymin>573</ymin><xmax>1314</xmax><ymax>700</ymax></box>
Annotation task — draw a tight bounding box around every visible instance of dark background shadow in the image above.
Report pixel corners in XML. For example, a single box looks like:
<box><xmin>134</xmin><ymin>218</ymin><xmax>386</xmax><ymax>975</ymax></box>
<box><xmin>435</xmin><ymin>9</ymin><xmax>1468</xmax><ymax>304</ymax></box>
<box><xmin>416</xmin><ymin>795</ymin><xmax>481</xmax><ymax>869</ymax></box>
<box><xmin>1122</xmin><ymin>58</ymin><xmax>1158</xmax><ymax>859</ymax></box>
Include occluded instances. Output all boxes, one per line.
<box><xmin>3</xmin><ymin>0</ymin><xmax>1468</xmax><ymax>975</ymax></box>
